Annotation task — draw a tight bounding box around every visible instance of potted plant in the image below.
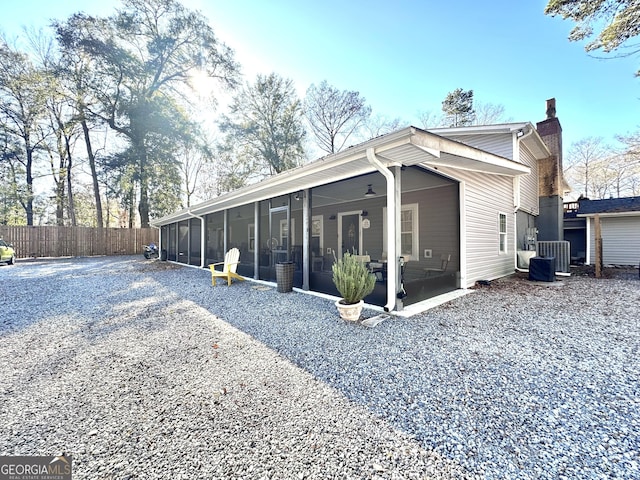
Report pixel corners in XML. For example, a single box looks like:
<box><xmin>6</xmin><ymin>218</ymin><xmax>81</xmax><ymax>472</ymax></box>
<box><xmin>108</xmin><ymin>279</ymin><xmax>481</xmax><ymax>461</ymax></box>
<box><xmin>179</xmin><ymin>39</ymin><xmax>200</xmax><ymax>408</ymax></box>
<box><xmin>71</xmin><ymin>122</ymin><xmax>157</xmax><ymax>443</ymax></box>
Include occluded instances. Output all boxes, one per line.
<box><xmin>332</xmin><ymin>252</ymin><xmax>376</xmax><ymax>321</ymax></box>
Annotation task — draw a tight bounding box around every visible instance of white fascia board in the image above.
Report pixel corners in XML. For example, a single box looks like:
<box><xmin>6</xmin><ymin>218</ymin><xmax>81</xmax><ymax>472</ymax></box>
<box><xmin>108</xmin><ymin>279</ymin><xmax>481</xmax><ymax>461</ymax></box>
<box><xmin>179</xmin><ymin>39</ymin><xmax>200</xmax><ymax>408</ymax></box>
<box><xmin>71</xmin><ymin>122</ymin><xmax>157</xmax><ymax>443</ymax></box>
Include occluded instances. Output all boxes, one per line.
<box><xmin>153</xmin><ymin>128</ymin><xmax>416</xmax><ymax>226</ymax></box>
<box><xmin>152</xmin><ymin>126</ymin><xmax>531</xmax><ymax>227</ymax></box>
<box><xmin>429</xmin><ymin>122</ymin><xmax>529</xmax><ymax>136</ymax></box>
<box><xmin>577</xmin><ymin>211</ymin><xmax>640</xmax><ymax>218</ymax></box>
<box><xmin>411</xmin><ymin>132</ymin><xmax>530</xmax><ymax>176</ymax></box>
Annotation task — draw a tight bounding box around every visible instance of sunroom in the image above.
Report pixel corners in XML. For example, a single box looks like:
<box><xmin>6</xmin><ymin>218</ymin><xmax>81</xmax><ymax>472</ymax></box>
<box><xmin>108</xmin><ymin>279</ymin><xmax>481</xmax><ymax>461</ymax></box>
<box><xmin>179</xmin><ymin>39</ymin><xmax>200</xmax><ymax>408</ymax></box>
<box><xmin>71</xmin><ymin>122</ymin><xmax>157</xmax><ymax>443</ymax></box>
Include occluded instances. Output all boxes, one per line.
<box><xmin>153</xmin><ymin>126</ymin><xmax>530</xmax><ymax>313</ymax></box>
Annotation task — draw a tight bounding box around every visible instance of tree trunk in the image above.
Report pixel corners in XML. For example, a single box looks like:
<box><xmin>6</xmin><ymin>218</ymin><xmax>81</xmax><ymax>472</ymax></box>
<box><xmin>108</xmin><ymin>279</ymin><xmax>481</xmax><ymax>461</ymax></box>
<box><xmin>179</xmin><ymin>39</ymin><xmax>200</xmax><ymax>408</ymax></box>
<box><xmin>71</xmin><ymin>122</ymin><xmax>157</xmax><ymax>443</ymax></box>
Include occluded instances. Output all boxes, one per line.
<box><xmin>139</xmin><ymin>183</ymin><xmax>150</xmax><ymax>228</ymax></box>
<box><xmin>137</xmin><ymin>142</ymin><xmax>150</xmax><ymax>228</ymax></box>
<box><xmin>55</xmin><ymin>169</ymin><xmax>65</xmax><ymax>226</ymax></box>
<box><xmin>128</xmin><ymin>187</ymin><xmax>135</xmax><ymax>229</ymax></box>
<box><xmin>25</xmin><ymin>145</ymin><xmax>35</xmax><ymax>226</ymax></box>
<box><xmin>64</xmin><ymin>135</ymin><xmax>76</xmax><ymax>227</ymax></box>
<box><xmin>81</xmin><ymin>117</ymin><xmax>103</xmax><ymax>228</ymax></box>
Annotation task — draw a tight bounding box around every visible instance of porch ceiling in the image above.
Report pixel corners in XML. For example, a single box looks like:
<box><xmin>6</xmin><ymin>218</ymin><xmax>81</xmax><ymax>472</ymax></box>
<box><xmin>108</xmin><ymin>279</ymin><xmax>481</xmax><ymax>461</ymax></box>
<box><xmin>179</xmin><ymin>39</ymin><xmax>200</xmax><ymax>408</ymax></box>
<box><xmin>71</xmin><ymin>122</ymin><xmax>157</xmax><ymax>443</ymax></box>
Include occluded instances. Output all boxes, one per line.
<box><xmin>153</xmin><ymin>126</ymin><xmax>530</xmax><ymax>226</ymax></box>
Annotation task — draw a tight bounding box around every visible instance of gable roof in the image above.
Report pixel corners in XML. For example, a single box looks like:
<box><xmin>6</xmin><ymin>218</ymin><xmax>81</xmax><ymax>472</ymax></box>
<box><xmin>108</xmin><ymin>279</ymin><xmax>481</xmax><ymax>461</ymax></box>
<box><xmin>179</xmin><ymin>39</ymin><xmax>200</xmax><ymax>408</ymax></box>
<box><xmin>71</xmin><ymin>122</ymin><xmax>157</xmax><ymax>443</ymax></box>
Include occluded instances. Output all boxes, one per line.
<box><xmin>152</xmin><ymin>126</ymin><xmax>530</xmax><ymax>227</ymax></box>
<box><xmin>576</xmin><ymin>196</ymin><xmax>640</xmax><ymax>217</ymax></box>
<box><xmin>428</xmin><ymin>122</ymin><xmax>551</xmax><ymax>159</ymax></box>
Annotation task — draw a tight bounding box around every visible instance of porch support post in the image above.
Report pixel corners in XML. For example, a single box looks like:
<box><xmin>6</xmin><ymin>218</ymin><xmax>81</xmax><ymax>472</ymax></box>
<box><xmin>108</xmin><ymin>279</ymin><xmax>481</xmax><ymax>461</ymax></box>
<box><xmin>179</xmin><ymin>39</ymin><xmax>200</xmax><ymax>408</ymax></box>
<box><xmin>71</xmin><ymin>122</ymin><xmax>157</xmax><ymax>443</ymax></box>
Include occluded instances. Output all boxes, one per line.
<box><xmin>254</xmin><ymin>201</ymin><xmax>260</xmax><ymax>280</ymax></box>
<box><xmin>302</xmin><ymin>189</ymin><xmax>310</xmax><ymax>290</ymax></box>
<box><xmin>223</xmin><ymin>210</ymin><xmax>228</xmax><ymax>253</ymax></box>
<box><xmin>174</xmin><ymin>222</ymin><xmax>178</xmax><ymax>261</ymax></box>
<box><xmin>200</xmin><ymin>216</ymin><xmax>205</xmax><ymax>268</ymax></box>
<box><xmin>391</xmin><ymin>165</ymin><xmax>404</xmax><ymax>311</ymax></box>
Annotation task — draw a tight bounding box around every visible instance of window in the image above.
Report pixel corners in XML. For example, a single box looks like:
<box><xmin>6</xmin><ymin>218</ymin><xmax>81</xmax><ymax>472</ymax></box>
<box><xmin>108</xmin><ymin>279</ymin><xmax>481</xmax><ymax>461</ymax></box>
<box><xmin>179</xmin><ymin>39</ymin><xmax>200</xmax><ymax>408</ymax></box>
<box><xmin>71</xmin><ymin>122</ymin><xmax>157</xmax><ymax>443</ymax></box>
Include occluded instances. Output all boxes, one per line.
<box><xmin>383</xmin><ymin>203</ymin><xmax>419</xmax><ymax>261</ymax></box>
<box><xmin>248</xmin><ymin>224</ymin><xmax>255</xmax><ymax>252</ymax></box>
<box><xmin>279</xmin><ymin>218</ymin><xmax>295</xmax><ymax>249</ymax></box>
<box><xmin>311</xmin><ymin>215</ymin><xmax>323</xmax><ymax>254</ymax></box>
<box><xmin>499</xmin><ymin>213</ymin><xmax>507</xmax><ymax>254</ymax></box>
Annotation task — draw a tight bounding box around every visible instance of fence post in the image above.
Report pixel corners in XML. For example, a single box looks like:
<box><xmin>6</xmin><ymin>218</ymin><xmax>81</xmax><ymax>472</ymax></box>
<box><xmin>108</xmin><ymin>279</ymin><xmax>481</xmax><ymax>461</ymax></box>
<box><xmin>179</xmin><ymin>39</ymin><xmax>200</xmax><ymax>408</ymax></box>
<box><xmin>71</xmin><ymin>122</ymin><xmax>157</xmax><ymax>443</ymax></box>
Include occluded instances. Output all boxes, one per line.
<box><xmin>594</xmin><ymin>214</ymin><xmax>602</xmax><ymax>278</ymax></box>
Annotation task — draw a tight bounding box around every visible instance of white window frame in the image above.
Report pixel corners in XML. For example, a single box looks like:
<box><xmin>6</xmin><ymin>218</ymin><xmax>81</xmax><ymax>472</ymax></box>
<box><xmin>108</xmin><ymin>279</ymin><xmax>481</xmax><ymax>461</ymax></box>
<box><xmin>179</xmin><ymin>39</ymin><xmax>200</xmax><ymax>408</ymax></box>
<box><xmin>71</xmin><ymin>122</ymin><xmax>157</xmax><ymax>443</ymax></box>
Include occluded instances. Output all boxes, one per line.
<box><xmin>383</xmin><ymin>203</ymin><xmax>419</xmax><ymax>261</ymax></box>
<box><xmin>311</xmin><ymin>215</ymin><xmax>323</xmax><ymax>253</ymax></box>
<box><xmin>337</xmin><ymin>211</ymin><xmax>363</xmax><ymax>258</ymax></box>
<box><xmin>248</xmin><ymin>224</ymin><xmax>255</xmax><ymax>252</ymax></box>
<box><xmin>279</xmin><ymin>218</ymin><xmax>295</xmax><ymax>248</ymax></box>
<box><xmin>499</xmin><ymin>212</ymin><xmax>508</xmax><ymax>254</ymax></box>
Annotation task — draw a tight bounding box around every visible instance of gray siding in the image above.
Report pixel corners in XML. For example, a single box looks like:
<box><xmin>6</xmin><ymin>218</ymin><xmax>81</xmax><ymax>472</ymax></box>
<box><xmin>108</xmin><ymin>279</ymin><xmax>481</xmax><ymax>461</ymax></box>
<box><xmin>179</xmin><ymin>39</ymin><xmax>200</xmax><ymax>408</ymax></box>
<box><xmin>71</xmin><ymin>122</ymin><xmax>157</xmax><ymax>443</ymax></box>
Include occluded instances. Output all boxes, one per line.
<box><xmin>439</xmin><ymin>166</ymin><xmax>516</xmax><ymax>287</ymax></box>
<box><xmin>440</xmin><ymin>133</ymin><xmax>514</xmax><ymax>159</ymax></box>
<box><xmin>518</xmin><ymin>144</ymin><xmax>539</xmax><ymax>215</ymax></box>
<box><xmin>403</xmin><ymin>186</ymin><xmax>459</xmax><ymax>269</ymax></box>
<box><xmin>310</xmin><ymin>179</ymin><xmax>459</xmax><ymax>271</ymax></box>
<box><xmin>588</xmin><ymin>216</ymin><xmax>640</xmax><ymax>266</ymax></box>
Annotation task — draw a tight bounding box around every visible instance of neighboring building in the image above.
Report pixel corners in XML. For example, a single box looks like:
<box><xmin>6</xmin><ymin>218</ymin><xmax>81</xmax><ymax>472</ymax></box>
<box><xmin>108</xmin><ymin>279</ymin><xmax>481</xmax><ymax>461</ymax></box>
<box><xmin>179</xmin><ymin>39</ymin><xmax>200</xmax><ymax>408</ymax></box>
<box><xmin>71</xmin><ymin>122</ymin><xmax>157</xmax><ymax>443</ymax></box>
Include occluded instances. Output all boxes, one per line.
<box><xmin>564</xmin><ymin>196</ymin><xmax>640</xmax><ymax>266</ymax></box>
<box><xmin>153</xmin><ymin>101</ymin><xmax>565</xmax><ymax>313</ymax></box>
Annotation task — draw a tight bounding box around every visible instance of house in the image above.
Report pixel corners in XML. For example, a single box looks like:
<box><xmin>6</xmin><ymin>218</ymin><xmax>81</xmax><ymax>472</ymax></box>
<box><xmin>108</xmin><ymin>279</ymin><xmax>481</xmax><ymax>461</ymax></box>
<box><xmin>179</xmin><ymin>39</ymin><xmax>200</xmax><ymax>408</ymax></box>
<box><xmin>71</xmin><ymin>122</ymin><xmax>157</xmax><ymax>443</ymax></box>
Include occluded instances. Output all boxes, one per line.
<box><xmin>564</xmin><ymin>196</ymin><xmax>640</xmax><ymax>266</ymax></box>
<box><xmin>152</xmin><ymin>100</ymin><xmax>564</xmax><ymax>314</ymax></box>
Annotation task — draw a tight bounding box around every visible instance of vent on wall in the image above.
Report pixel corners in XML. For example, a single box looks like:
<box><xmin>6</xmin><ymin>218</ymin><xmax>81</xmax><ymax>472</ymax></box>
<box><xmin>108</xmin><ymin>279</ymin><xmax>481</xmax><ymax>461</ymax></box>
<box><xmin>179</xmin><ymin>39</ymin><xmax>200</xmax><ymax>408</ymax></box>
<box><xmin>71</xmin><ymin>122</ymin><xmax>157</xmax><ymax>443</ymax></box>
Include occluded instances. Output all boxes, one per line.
<box><xmin>536</xmin><ymin>241</ymin><xmax>571</xmax><ymax>274</ymax></box>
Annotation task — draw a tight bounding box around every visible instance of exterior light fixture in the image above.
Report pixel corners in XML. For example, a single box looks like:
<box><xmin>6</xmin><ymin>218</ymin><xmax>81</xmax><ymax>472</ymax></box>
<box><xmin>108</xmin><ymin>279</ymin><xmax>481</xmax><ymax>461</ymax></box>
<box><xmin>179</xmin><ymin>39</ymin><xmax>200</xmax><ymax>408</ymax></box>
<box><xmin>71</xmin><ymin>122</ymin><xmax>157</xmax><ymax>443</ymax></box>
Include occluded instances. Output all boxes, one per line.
<box><xmin>364</xmin><ymin>184</ymin><xmax>376</xmax><ymax>197</ymax></box>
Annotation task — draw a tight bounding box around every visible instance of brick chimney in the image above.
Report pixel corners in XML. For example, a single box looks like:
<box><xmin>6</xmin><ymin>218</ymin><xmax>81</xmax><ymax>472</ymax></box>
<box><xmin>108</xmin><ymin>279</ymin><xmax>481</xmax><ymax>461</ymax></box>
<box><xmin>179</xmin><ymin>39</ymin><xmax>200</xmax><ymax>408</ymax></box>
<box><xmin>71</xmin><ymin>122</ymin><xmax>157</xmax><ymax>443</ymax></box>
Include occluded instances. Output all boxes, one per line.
<box><xmin>535</xmin><ymin>98</ymin><xmax>564</xmax><ymax>241</ymax></box>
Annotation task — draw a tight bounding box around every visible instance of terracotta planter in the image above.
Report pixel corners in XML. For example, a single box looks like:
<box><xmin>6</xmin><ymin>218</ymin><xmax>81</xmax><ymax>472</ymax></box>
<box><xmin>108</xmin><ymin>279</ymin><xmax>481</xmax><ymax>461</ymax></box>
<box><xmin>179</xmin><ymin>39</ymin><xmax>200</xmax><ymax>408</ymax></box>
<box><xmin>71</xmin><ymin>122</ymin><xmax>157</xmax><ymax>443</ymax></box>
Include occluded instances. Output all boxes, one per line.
<box><xmin>335</xmin><ymin>299</ymin><xmax>364</xmax><ymax>321</ymax></box>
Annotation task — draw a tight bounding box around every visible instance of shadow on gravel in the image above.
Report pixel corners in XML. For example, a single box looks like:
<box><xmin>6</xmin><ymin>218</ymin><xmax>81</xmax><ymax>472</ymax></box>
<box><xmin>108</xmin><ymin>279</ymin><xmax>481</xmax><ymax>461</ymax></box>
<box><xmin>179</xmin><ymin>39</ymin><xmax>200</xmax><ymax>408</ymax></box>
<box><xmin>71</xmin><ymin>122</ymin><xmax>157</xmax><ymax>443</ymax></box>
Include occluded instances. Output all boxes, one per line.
<box><xmin>152</xmin><ymin>260</ymin><xmax>639</xmax><ymax>480</ymax></box>
<box><xmin>2</xmin><ymin>256</ymin><xmax>638</xmax><ymax>479</ymax></box>
<box><xmin>0</xmin><ymin>258</ymin><xmax>201</xmax><ymax>389</ymax></box>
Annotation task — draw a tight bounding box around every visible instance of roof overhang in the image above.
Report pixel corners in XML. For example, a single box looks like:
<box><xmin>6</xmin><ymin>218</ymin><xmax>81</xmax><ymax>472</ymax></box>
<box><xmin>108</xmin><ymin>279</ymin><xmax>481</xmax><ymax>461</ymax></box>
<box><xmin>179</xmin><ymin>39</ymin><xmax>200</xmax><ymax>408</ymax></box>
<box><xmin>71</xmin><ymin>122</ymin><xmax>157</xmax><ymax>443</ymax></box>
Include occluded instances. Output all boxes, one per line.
<box><xmin>152</xmin><ymin>126</ymin><xmax>530</xmax><ymax>226</ymax></box>
<box><xmin>578</xmin><ymin>211</ymin><xmax>640</xmax><ymax>218</ymax></box>
<box><xmin>429</xmin><ymin>122</ymin><xmax>551</xmax><ymax>159</ymax></box>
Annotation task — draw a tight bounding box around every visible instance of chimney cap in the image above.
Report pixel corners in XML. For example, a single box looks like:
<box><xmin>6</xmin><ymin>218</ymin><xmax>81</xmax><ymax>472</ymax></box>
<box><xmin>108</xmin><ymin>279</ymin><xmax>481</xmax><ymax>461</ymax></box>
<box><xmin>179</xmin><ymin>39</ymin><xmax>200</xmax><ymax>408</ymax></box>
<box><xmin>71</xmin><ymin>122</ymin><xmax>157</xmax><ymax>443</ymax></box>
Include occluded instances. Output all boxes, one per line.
<box><xmin>546</xmin><ymin>98</ymin><xmax>556</xmax><ymax>119</ymax></box>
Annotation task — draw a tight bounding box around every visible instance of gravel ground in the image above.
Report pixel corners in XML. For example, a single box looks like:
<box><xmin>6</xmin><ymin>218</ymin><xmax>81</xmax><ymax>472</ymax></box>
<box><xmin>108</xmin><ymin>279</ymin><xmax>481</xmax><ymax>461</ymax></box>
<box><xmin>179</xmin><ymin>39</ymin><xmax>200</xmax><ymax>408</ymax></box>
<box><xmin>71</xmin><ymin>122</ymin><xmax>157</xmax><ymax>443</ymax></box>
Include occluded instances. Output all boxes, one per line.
<box><xmin>0</xmin><ymin>256</ymin><xmax>638</xmax><ymax>479</ymax></box>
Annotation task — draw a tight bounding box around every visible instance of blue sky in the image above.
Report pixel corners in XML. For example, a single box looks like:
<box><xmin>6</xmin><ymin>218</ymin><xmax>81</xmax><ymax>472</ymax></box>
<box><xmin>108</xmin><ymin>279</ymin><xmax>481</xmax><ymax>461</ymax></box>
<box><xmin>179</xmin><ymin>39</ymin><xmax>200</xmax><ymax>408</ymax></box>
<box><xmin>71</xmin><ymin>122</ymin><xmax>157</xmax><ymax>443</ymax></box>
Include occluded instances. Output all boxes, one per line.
<box><xmin>1</xmin><ymin>0</ymin><xmax>637</xmax><ymax>152</ymax></box>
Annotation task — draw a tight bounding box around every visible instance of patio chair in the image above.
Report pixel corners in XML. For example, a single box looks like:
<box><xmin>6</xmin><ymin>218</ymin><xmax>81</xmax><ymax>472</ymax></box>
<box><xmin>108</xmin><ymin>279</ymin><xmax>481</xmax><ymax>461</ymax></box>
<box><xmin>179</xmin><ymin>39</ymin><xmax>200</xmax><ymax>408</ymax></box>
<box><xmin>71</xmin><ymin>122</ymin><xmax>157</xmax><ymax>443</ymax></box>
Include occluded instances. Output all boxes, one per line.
<box><xmin>352</xmin><ymin>254</ymin><xmax>371</xmax><ymax>264</ymax></box>
<box><xmin>209</xmin><ymin>248</ymin><xmax>244</xmax><ymax>286</ymax></box>
<box><xmin>424</xmin><ymin>253</ymin><xmax>451</xmax><ymax>277</ymax></box>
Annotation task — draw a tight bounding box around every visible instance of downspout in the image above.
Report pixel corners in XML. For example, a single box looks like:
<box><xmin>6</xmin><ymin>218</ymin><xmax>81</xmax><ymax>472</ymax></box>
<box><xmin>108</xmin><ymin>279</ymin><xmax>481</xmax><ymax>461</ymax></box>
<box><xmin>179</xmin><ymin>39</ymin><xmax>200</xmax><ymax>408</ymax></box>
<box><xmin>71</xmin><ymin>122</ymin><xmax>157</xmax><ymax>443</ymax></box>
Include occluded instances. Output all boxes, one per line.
<box><xmin>366</xmin><ymin>147</ymin><xmax>397</xmax><ymax>313</ymax></box>
<box><xmin>186</xmin><ymin>208</ymin><xmax>206</xmax><ymax>268</ymax></box>
<box><xmin>513</xmin><ymin>126</ymin><xmax>535</xmax><ymax>268</ymax></box>
<box><xmin>513</xmin><ymin>124</ymin><xmax>534</xmax><ymax>214</ymax></box>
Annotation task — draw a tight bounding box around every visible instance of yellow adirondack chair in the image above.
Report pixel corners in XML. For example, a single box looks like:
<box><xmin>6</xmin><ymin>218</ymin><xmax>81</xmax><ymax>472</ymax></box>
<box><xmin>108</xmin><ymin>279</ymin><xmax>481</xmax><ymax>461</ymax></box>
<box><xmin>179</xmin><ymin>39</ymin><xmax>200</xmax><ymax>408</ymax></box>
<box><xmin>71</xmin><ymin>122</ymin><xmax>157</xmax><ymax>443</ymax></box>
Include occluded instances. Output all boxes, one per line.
<box><xmin>209</xmin><ymin>248</ymin><xmax>244</xmax><ymax>286</ymax></box>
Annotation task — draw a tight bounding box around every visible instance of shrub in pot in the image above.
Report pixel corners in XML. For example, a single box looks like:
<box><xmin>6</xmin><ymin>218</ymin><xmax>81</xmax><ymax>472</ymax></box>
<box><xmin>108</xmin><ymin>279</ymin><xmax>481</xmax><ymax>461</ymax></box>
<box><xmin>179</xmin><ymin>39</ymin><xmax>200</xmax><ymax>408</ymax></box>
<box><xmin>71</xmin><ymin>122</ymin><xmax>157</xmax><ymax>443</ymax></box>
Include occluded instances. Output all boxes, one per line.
<box><xmin>332</xmin><ymin>252</ymin><xmax>376</xmax><ymax>321</ymax></box>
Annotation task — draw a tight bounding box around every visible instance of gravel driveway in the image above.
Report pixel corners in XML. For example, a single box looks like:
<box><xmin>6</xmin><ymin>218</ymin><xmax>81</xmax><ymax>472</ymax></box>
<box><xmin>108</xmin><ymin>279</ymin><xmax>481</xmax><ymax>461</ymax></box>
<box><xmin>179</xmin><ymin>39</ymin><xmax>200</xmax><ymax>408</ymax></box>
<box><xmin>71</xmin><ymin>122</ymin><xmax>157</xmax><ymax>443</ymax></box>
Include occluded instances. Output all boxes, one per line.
<box><xmin>0</xmin><ymin>256</ymin><xmax>638</xmax><ymax>479</ymax></box>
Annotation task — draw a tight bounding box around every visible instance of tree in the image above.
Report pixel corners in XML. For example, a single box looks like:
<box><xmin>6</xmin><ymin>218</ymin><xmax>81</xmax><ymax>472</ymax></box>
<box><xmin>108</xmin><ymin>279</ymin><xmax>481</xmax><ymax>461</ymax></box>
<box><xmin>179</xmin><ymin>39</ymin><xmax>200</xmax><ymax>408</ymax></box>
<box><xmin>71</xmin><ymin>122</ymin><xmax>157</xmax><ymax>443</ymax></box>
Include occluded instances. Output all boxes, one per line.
<box><xmin>420</xmin><ymin>97</ymin><xmax>509</xmax><ymax>128</ymax></box>
<box><xmin>442</xmin><ymin>88</ymin><xmax>475</xmax><ymax>127</ymax></box>
<box><xmin>361</xmin><ymin>113</ymin><xmax>403</xmax><ymax>139</ymax></box>
<box><xmin>219</xmin><ymin>73</ymin><xmax>306</xmax><ymax>181</ymax></box>
<box><xmin>0</xmin><ymin>38</ymin><xmax>54</xmax><ymax>225</ymax></box>
<box><xmin>0</xmin><ymin>134</ymin><xmax>25</xmax><ymax>225</ymax></box>
<box><xmin>614</xmin><ymin>131</ymin><xmax>640</xmax><ymax>195</ymax></box>
<box><xmin>545</xmin><ymin>0</ymin><xmax>640</xmax><ymax>76</ymax></box>
<box><xmin>214</xmin><ymin>143</ymin><xmax>263</xmax><ymax>194</ymax></box>
<box><xmin>304</xmin><ymin>80</ymin><xmax>371</xmax><ymax>154</ymax></box>
<box><xmin>418</xmin><ymin>110</ymin><xmax>445</xmax><ymax>129</ymax></box>
<box><xmin>52</xmin><ymin>15</ymin><xmax>109</xmax><ymax>227</ymax></box>
<box><xmin>564</xmin><ymin>137</ymin><xmax>610</xmax><ymax>198</ymax></box>
<box><xmin>178</xmin><ymin>138</ymin><xmax>211</xmax><ymax>208</ymax></box>
<box><xmin>473</xmin><ymin>102</ymin><xmax>511</xmax><ymax>125</ymax></box>
<box><xmin>55</xmin><ymin>0</ymin><xmax>240</xmax><ymax>227</ymax></box>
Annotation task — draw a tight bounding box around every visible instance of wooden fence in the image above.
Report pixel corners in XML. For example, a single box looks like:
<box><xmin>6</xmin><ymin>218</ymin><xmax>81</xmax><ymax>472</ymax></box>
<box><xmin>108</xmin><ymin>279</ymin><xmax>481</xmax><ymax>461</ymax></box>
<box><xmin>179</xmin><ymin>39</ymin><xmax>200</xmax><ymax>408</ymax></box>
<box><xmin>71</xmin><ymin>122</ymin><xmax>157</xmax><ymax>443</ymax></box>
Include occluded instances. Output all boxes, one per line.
<box><xmin>0</xmin><ymin>225</ymin><xmax>158</xmax><ymax>259</ymax></box>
